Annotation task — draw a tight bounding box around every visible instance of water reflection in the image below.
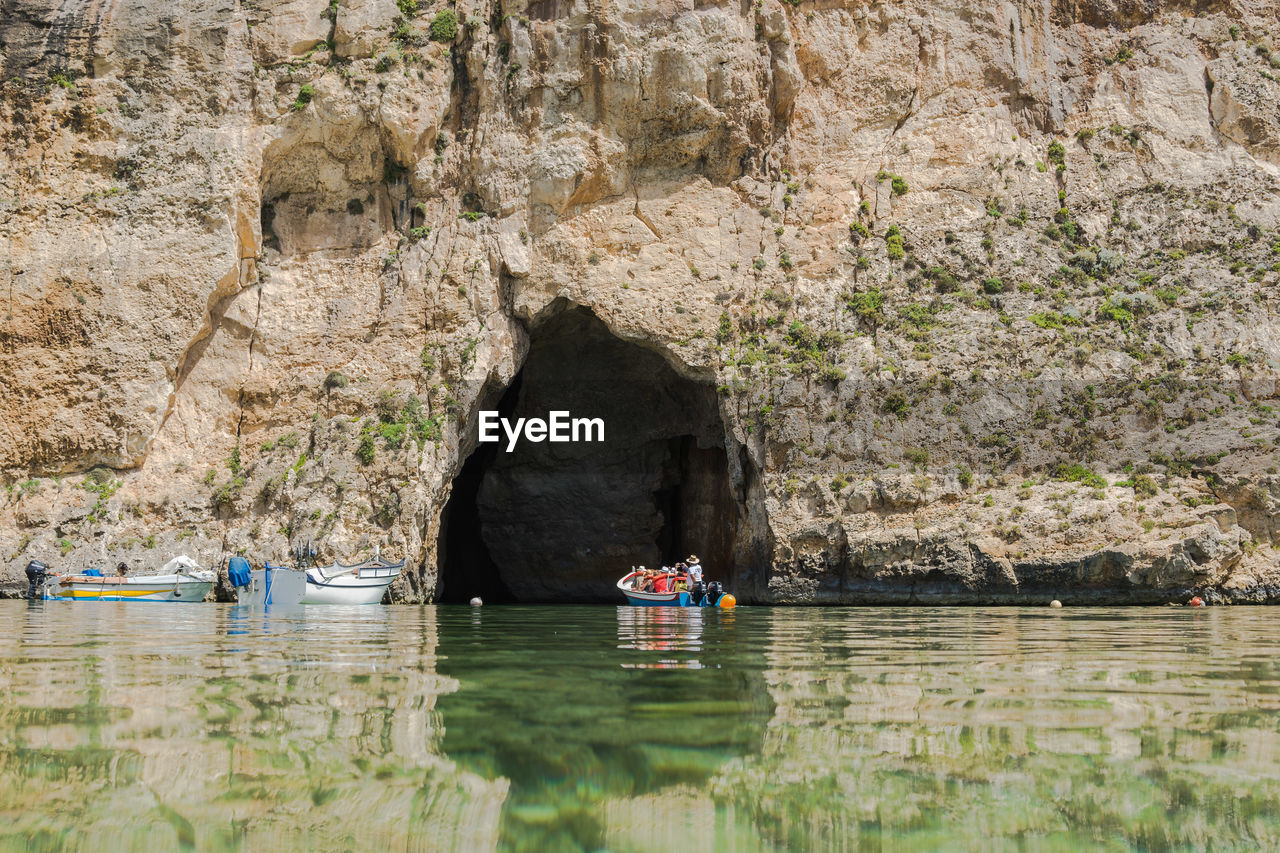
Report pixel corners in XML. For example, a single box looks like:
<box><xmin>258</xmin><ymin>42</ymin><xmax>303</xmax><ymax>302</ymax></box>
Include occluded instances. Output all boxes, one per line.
<box><xmin>2</xmin><ymin>602</ymin><xmax>499</xmax><ymax>852</ymax></box>
<box><xmin>1</xmin><ymin>603</ymin><xmax>1279</xmax><ymax>851</ymax></box>
<box><xmin>726</xmin><ymin>608</ymin><xmax>1280</xmax><ymax>851</ymax></box>
<box><xmin>616</xmin><ymin>606</ymin><xmax>707</xmax><ymax>668</ymax></box>
<box><xmin>434</xmin><ymin>606</ymin><xmax>772</xmax><ymax>851</ymax></box>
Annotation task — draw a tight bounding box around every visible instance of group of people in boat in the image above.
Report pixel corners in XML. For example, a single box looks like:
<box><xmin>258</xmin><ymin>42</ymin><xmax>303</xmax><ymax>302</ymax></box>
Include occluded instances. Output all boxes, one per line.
<box><xmin>633</xmin><ymin>554</ymin><xmax>704</xmax><ymax>594</ymax></box>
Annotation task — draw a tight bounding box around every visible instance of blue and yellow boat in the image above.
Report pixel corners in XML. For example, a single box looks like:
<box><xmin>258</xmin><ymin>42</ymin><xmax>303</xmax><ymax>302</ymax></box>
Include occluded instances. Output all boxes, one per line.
<box><xmin>617</xmin><ymin>570</ymin><xmax>736</xmax><ymax>608</ymax></box>
<box><xmin>34</xmin><ymin>556</ymin><xmax>214</xmax><ymax>602</ymax></box>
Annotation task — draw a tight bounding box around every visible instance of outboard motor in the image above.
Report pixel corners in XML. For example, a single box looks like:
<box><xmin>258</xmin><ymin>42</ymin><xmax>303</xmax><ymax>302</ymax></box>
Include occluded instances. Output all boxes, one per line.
<box><xmin>705</xmin><ymin>580</ymin><xmax>723</xmax><ymax>606</ymax></box>
<box><xmin>692</xmin><ymin>581</ymin><xmax>706</xmax><ymax>604</ymax></box>
<box><xmin>25</xmin><ymin>560</ymin><xmax>48</xmax><ymax>600</ymax></box>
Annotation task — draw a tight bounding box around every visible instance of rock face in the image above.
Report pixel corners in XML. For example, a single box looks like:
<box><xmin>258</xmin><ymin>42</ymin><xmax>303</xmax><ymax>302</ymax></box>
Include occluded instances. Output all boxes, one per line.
<box><xmin>1</xmin><ymin>0</ymin><xmax>1279</xmax><ymax>603</ymax></box>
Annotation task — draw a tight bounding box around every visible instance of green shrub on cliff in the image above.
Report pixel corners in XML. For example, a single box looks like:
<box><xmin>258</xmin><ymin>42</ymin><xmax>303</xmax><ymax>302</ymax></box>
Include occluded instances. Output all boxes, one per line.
<box><xmin>924</xmin><ymin>266</ymin><xmax>958</xmax><ymax>292</ymax></box>
<box><xmin>358</xmin><ymin>395</ymin><xmax>442</xmax><ymax>460</ymax></box>
<box><xmin>377</xmin><ymin>390</ymin><xmax>400</xmax><ymax>423</ymax></box>
<box><xmin>211</xmin><ymin>478</ymin><xmax>244</xmax><ymax>509</ymax></box>
<box><xmin>292</xmin><ymin>84</ymin><xmax>314</xmax><ymax>111</ymax></box>
<box><xmin>430</xmin><ymin>10</ymin><xmax>458</xmax><ymax>42</ymax></box>
<box><xmin>898</xmin><ymin>302</ymin><xmax>938</xmax><ymax>331</ymax></box>
<box><xmin>1132</xmin><ymin>473</ymin><xmax>1158</xmax><ymax>497</ymax></box>
<box><xmin>49</xmin><ymin>70</ymin><xmax>78</xmax><ymax>93</ymax></box>
<box><xmin>875</xmin><ymin>170</ymin><xmax>909</xmax><ymax>196</ymax></box>
<box><xmin>882</xmin><ymin>390</ymin><xmax>910</xmax><ymax>419</ymax></box>
<box><xmin>717</xmin><ymin>312</ymin><xmax>733</xmax><ymax>343</ymax></box>
<box><xmin>1097</xmin><ymin>298</ymin><xmax>1134</xmax><ymax>330</ymax></box>
<box><xmin>1054</xmin><ymin>462</ymin><xmax>1107</xmax><ymax>489</ymax></box>
<box><xmin>885</xmin><ymin>224</ymin><xmax>905</xmax><ymax>261</ymax></box>
<box><xmin>1029</xmin><ymin>310</ymin><xmax>1080</xmax><ymax>330</ymax></box>
<box><xmin>357</xmin><ymin>434</ymin><xmax>376</xmax><ymax>465</ymax></box>
<box><xmin>844</xmin><ymin>287</ymin><xmax>884</xmax><ymax>331</ymax></box>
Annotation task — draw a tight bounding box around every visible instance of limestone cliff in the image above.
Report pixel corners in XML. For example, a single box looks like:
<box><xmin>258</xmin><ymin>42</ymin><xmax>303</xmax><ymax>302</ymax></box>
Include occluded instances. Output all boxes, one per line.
<box><xmin>2</xmin><ymin>0</ymin><xmax>1279</xmax><ymax>602</ymax></box>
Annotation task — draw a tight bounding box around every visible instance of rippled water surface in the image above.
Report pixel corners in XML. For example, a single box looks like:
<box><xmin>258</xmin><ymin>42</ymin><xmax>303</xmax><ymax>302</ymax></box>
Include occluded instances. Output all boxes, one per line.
<box><xmin>3</xmin><ymin>602</ymin><xmax>1280</xmax><ymax>851</ymax></box>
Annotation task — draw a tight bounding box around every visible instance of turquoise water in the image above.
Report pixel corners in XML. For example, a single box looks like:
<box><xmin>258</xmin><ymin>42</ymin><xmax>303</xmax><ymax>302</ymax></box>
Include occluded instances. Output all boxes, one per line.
<box><xmin>2</xmin><ymin>602</ymin><xmax>1279</xmax><ymax>851</ymax></box>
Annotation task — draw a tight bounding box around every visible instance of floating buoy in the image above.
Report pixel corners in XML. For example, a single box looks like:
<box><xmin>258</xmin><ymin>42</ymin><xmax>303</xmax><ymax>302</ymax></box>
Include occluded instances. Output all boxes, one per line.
<box><xmin>1050</xmin><ymin>600</ymin><xmax>1062</xmax><ymax>608</ymax></box>
<box><xmin>469</xmin><ymin>597</ymin><xmax>483</xmax><ymax>606</ymax></box>
<box><xmin>719</xmin><ymin>594</ymin><xmax>737</xmax><ymax>609</ymax></box>
<box><xmin>1189</xmin><ymin>596</ymin><xmax>1205</xmax><ymax>607</ymax></box>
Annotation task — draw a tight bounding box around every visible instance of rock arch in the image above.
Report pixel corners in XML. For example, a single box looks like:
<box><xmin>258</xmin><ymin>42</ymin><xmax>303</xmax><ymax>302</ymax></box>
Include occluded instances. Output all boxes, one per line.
<box><xmin>434</xmin><ymin>306</ymin><xmax>763</xmax><ymax>603</ymax></box>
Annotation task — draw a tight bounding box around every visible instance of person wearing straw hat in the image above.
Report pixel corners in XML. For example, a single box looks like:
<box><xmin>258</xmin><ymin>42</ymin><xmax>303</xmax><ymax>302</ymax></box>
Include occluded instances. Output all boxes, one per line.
<box><xmin>685</xmin><ymin>555</ymin><xmax>703</xmax><ymax>586</ymax></box>
<box><xmin>681</xmin><ymin>554</ymin><xmax>705</xmax><ymax>602</ymax></box>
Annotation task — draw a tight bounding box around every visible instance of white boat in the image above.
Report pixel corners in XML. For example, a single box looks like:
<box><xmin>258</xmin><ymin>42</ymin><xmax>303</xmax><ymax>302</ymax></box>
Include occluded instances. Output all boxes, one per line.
<box><xmin>233</xmin><ymin>554</ymin><xmax>404</xmax><ymax>606</ymax></box>
<box><xmin>41</xmin><ymin>556</ymin><xmax>214</xmax><ymax>602</ymax></box>
<box><xmin>297</xmin><ymin>557</ymin><xmax>405</xmax><ymax>604</ymax></box>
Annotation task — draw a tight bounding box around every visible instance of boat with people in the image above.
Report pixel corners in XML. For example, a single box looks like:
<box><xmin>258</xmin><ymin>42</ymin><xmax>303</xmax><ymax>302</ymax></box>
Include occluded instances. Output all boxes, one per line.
<box><xmin>617</xmin><ymin>554</ymin><xmax>736</xmax><ymax>608</ymax></box>
<box><xmin>29</xmin><ymin>556</ymin><xmax>214</xmax><ymax>602</ymax></box>
<box><xmin>231</xmin><ymin>543</ymin><xmax>405</xmax><ymax>606</ymax></box>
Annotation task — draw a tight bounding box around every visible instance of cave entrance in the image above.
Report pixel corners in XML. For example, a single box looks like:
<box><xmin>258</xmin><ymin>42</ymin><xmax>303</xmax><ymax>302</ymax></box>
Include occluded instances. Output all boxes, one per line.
<box><xmin>435</xmin><ymin>308</ymin><xmax>741</xmax><ymax>603</ymax></box>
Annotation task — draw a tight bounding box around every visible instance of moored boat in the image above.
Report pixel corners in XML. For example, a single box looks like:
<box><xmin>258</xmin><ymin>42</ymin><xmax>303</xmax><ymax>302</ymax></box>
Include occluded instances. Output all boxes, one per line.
<box><xmin>39</xmin><ymin>556</ymin><xmax>214</xmax><ymax>602</ymax></box>
<box><xmin>232</xmin><ymin>548</ymin><xmax>405</xmax><ymax>606</ymax></box>
<box><xmin>617</xmin><ymin>570</ymin><xmax>736</xmax><ymax>608</ymax></box>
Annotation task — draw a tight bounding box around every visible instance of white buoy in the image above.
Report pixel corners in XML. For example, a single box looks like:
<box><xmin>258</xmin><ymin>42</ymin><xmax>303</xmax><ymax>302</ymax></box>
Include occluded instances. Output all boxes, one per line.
<box><xmin>470</xmin><ymin>597</ymin><xmax>483</xmax><ymax>606</ymax></box>
<box><xmin>1050</xmin><ymin>599</ymin><xmax>1063</xmax><ymax>608</ymax></box>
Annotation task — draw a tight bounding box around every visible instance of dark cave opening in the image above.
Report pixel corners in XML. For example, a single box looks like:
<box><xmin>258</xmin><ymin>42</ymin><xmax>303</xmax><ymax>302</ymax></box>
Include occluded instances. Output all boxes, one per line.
<box><xmin>435</xmin><ymin>307</ymin><xmax>742</xmax><ymax>603</ymax></box>
<box><xmin>435</xmin><ymin>375</ymin><xmax>522</xmax><ymax>605</ymax></box>
<box><xmin>653</xmin><ymin>436</ymin><xmax>737</xmax><ymax>572</ymax></box>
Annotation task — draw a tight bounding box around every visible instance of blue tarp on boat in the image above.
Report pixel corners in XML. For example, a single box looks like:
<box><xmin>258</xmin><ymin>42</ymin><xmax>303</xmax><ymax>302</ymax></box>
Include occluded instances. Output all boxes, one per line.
<box><xmin>228</xmin><ymin>556</ymin><xmax>252</xmax><ymax>588</ymax></box>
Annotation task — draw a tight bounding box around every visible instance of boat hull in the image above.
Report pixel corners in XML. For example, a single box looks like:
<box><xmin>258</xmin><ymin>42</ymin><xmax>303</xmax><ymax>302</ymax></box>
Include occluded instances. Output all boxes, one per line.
<box><xmin>299</xmin><ymin>572</ymin><xmax>399</xmax><ymax>605</ymax></box>
<box><xmin>622</xmin><ymin>590</ymin><xmax>694</xmax><ymax>607</ymax></box>
<box><xmin>43</xmin><ymin>572</ymin><xmax>214</xmax><ymax>602</ymax></box>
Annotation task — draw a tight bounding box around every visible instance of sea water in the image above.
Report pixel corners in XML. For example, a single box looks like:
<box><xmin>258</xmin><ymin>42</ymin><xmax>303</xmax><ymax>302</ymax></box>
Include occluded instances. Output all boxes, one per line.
<box><xmin>2</xmin><ymin>601</ymin><xmax>1278</xmax><ymax>851</ymax></box>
